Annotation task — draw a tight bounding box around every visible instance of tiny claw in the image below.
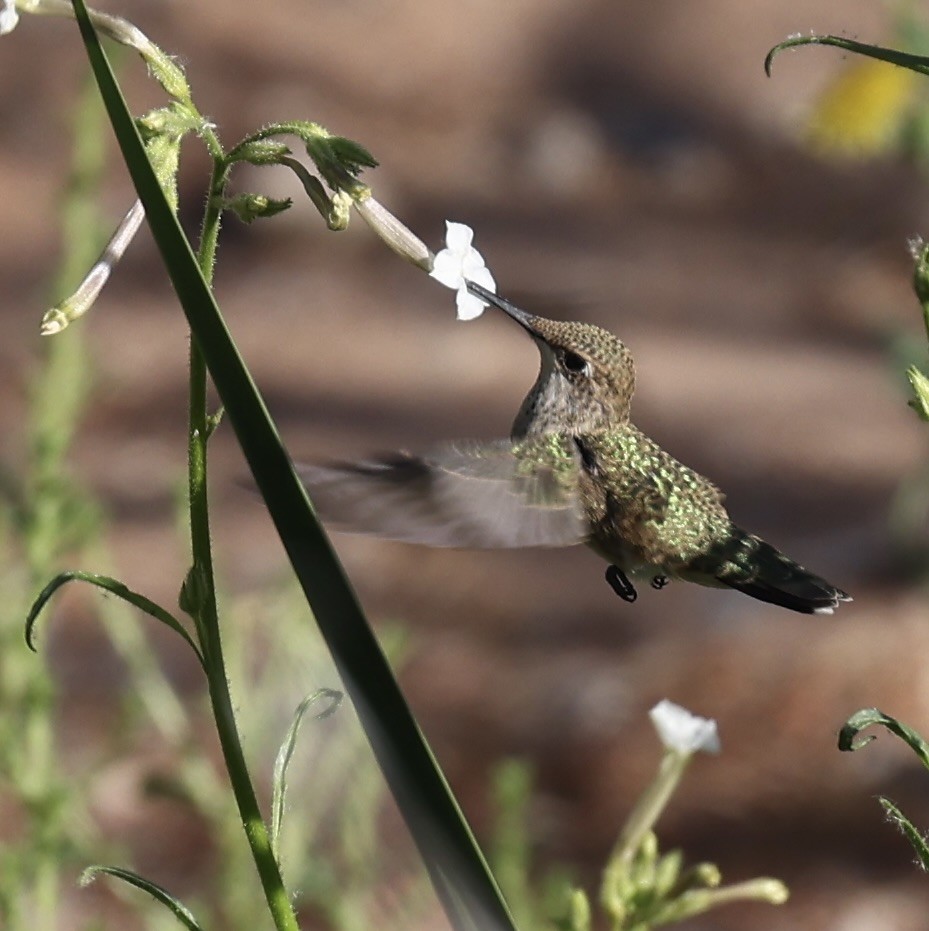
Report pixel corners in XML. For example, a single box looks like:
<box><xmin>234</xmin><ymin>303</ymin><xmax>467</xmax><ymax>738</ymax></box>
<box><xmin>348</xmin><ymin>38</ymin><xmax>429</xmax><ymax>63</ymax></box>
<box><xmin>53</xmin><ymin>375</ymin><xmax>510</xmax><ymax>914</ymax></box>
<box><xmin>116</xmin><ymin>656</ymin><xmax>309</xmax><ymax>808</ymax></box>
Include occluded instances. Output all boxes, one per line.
<box><xmin>606</xmin><ymin>565</ymin><xmax>637</xmax><ymax>603</ymax></box>
<box><xmin>651</xmin><ymin>574</ymin><xmax>669</xmax><ymax>590</ymax></box>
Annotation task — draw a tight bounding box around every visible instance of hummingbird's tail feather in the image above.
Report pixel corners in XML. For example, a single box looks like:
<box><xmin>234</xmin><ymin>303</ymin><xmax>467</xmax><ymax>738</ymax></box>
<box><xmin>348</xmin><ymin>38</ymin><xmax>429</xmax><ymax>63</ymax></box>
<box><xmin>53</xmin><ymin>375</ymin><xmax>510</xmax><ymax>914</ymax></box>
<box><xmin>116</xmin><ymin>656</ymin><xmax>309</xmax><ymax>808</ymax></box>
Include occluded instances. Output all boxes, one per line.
<box><xmin>687</xmin><ymin>528</ymin><xmax>851</xmax><ymax>615</ymax></box>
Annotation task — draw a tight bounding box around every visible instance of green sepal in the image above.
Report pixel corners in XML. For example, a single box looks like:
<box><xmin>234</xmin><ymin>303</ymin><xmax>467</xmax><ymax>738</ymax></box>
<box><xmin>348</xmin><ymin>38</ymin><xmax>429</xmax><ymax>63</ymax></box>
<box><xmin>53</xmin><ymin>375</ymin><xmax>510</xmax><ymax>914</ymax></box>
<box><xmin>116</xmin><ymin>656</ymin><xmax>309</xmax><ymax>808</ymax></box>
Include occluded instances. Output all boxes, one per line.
<box><xmin>326</xmin><ymin>134</ymin><xmax>379</xmax><ymax>173</ymax></box>
<box><xmin>223</xmin><ymin>193</ymin><xmax>293</xmax><ymax>224</ymax></box>
<box><xmin>135</xmin><ymin>103</ymin><xmax>198</xmax><ymax>213</ymax></box>
<box><xmin>299</xmin><ymin>123</ymin><xmax>377</xmax><ymax>196</ymax></box>
<box><xmin>137</xmin><ymin>102</ymin><xmax>200</xmax><ymax>142</ymax></box>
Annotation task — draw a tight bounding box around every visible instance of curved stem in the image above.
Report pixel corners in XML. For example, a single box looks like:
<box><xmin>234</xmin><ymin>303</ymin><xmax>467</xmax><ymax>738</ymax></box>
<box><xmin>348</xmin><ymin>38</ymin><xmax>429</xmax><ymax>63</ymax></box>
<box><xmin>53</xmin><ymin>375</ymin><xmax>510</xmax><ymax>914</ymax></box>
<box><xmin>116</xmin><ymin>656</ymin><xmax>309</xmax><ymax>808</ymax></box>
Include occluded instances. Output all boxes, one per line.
<box><xmin>188</xmin><ymin>159</ymin><xmax>299</xmax><ymax>931</ymax></box>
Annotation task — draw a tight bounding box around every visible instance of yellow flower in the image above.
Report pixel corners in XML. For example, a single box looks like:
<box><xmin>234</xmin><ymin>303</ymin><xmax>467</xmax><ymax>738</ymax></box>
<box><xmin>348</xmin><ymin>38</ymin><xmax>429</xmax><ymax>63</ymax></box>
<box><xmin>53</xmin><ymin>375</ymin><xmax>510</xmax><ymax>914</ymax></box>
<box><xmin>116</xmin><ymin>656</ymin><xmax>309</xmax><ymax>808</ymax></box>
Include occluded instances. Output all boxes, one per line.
<box><xmin>807</xmin><ymin>57</ymin><xmax>919</xmax><ymax>158</ymax></box>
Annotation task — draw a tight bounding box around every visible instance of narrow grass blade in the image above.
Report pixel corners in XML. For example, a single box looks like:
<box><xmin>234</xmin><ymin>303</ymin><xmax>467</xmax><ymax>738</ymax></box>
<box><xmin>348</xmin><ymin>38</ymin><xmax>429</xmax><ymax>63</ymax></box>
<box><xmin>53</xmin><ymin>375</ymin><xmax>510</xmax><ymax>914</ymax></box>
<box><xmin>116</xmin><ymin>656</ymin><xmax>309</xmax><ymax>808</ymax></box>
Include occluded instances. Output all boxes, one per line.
<box><xmin>69</xmin><ymin>4</ymin><xmax>516</xmax><ymax>929</ymax></box>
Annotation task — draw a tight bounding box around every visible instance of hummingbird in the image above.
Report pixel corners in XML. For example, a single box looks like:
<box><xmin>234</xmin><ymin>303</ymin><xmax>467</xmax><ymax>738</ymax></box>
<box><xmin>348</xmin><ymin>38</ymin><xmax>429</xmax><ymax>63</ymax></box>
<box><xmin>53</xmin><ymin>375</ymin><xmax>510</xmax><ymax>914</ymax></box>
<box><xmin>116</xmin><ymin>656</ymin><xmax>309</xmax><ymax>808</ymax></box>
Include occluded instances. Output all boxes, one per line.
<box><xmin>297</xmin><ymin>281</ymin><xmax>850</xmax><ymax>615</ymax></box>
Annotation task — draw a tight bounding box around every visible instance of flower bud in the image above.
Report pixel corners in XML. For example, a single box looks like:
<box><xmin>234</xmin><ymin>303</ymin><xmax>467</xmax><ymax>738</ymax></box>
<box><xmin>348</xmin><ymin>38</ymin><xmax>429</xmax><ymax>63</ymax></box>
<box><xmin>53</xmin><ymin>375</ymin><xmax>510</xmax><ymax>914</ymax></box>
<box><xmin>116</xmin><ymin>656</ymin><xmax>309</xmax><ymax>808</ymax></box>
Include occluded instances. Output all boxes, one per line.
<box><xmin>41</xmin><ymin>200</ymin><xmax>145</xmax><ymax>335</ymax></box>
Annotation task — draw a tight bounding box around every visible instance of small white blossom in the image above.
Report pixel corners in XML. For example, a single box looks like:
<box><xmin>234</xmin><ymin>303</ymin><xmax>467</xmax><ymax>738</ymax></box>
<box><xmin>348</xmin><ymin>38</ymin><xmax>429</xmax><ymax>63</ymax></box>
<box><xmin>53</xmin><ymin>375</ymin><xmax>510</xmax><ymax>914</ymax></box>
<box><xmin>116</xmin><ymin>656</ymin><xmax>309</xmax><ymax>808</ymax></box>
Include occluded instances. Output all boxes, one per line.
<box><xmin>0</xmin><ymin>0</ymin><xmax>19</xmax><ymax>34</ymax></box>
<box><xmin>429</xmin><ymin>221</ymin><xmax>496</xmax><ymax>321</ymax></box>
<box><xmin>649</xmin><ymin>699</ymin><xmax>720</xmax><ymax>755</ymax></box>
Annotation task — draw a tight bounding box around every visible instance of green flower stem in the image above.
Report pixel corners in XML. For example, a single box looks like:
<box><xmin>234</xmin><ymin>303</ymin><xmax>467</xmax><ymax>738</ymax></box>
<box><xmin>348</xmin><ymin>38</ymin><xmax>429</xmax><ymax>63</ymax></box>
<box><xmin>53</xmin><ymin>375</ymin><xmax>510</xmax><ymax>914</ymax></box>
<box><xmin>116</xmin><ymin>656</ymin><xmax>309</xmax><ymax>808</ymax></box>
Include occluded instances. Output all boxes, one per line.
<box><xmin>26</xmin><ymin>0</ymin><xmax>191</xmax><ymax>101</ymax></box>
<box><xmin>185</xmin><ymin>160</ymin><xmax>298</xmax><ymax>931</ymax></box>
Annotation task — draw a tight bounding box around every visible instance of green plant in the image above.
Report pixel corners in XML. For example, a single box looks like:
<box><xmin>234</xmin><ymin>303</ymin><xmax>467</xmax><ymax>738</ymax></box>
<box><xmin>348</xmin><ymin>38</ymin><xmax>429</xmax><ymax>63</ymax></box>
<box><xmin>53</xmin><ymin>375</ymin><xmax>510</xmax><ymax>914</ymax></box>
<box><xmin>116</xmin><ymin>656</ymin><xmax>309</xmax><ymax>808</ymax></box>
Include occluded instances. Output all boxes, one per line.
<box><xmin>768</xmin><ymin>22</ymin><xmax>929</xmax><ymax>882</ymax></box>
<box><xmin>12</xmin><ymin>2</ymin><xmax>509</xmax><ymax>929</ymax></box>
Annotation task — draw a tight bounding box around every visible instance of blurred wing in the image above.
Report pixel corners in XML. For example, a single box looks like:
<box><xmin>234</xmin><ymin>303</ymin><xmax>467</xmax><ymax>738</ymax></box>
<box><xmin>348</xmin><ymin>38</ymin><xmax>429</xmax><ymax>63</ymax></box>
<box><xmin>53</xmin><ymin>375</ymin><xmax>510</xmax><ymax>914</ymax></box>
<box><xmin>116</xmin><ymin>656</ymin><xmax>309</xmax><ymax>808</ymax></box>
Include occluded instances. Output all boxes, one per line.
<box><xmin>295</xmin><ymin>438</ymin><xmax>586</xmax><ymax>549</ymax></box>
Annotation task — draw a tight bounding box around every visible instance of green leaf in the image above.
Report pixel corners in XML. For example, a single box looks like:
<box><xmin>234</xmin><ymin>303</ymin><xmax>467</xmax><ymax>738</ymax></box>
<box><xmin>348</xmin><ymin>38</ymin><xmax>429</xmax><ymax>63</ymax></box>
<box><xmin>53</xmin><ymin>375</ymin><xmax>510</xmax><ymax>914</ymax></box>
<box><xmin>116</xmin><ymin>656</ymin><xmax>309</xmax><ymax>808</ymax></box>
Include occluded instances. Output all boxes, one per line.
<box><xmin>271</xmin><ymin>688</ymin><xmax>343</xmax><ymax>858</ymax></box>
<box><xmin>80</xmin><ymin>865</ymin><xmax>203</xmax><ymax>930</ymax></box>
<box><xmin>26</xmin><ymin>570</ymin><xmax>203</xmax><ymax>666</ymax></box>
<box><xmin>70</xmin><ymin>4</ymin><xmax>515</xmax><ymax>930</ymax></box>
<box><xmin>879</xmin><ymin>797</ymin><xmax>929</xmax><ymax>870</ymax></box>
<box><xmin>838</xmin><ymin>707</ymin><xmax>929</xmax><ymax>769</ymax></box>
<box><xmin>766</xmin><ymin>34</ymin><xmax>929</xmax><ymax>79</ymax></box>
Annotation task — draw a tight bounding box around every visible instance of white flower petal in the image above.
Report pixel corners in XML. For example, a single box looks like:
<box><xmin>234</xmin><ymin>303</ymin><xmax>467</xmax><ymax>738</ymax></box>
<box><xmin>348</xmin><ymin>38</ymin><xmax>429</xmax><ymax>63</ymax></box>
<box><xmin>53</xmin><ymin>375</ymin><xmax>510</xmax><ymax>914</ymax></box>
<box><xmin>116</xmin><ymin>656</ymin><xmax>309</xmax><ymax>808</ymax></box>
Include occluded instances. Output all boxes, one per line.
<box><xmin>649</xmin><ymin>699</ymin><xmax>720</xmax><ymax>755</ymax></box>
<box><xmin>461</xmin><ymin>248</ymin><xmax>489</xmax><ymax>277</ymax></box>
<box><xmin>0</xmin><ymin>0</ymin><xmax>19</xmax><ymax>34</ymax></box>
<box><xmin>444</xmin><ymin>220</ymin><xmax>474</xmax><ymax>254</ymax></box>
<box><xmin>455</xmin><ymin>287</ymin><xmax>486</xmax><ymax>321</ymax></box>
<box><xmin>429</xmin><ymin>249</ymin><xmax>465</xmax><ymax>289</ymax></box>
<box><xmin>467</xmin><ymin>264</ymin><xmax>496</xmax><ymax>293</ymax></box>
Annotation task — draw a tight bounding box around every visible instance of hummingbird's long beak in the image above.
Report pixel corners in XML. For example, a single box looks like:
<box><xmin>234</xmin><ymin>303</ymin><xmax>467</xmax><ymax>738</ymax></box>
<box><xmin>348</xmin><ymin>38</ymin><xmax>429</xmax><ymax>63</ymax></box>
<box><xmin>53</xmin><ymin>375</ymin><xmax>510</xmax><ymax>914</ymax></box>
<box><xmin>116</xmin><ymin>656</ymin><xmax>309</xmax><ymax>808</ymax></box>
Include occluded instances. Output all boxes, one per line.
<box><xmin>466</xmin><ymin>281</ymin><xmax>539</xmax><ymax>334</ymax></box>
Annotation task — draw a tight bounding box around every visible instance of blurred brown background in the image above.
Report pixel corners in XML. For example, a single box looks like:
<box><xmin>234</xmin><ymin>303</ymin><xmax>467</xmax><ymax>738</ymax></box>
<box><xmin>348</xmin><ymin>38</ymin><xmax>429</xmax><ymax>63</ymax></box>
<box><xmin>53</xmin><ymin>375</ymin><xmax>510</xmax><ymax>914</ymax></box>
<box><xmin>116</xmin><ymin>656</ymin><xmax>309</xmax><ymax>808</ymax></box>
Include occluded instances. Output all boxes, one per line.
<box><xmin>4</xmin><ymin>0</ymin><xmax>929</xmax><ymax>928</ymax></box>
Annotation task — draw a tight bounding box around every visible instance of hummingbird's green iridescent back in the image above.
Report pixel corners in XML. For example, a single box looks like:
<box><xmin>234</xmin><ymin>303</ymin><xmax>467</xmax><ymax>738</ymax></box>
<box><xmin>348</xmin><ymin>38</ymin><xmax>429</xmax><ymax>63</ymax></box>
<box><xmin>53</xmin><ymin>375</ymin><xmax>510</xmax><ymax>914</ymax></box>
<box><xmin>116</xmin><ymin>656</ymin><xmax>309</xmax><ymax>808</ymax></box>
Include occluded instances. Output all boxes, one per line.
<box><xmin>575</xmin><ymin>426</ymin><xmax>732</xmax><ymax>571</ymax></box>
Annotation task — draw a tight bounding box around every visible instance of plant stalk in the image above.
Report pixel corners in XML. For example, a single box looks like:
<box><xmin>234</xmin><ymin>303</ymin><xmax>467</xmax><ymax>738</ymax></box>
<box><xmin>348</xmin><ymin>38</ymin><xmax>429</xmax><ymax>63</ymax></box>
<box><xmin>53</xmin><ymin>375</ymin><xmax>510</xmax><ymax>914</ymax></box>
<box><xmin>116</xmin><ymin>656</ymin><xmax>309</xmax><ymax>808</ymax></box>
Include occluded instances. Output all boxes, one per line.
<box><xmin>187</xmin><ymin>157</ymin><xmax>299</xmax><ymax>931</ymax></box>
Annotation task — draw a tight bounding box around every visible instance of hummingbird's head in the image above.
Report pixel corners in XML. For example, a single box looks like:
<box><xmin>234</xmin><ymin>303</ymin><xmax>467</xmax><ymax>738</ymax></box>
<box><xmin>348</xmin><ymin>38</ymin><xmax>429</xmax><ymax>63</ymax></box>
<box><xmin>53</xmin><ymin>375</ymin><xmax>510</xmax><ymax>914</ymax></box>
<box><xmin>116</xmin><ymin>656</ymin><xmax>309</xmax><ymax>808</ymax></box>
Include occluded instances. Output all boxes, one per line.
<box><xmin>467</xmin><ymin>283</ymin><xmax>636</xmax><ymax>438</ymax></box>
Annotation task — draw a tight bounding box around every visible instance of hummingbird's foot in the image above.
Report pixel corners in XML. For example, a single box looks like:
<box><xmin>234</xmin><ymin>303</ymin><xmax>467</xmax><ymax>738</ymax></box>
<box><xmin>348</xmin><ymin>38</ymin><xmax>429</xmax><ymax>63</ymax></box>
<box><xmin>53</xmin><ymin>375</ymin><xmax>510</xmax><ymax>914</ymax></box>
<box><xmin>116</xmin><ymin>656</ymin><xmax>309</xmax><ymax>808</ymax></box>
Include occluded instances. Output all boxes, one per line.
<box><xmin>606</xmin><ymin>565</ymin><xmax>637</xmax><ymax>603</ymax></box>
<box><xmin>651</xmin><ymin>574</ymin><xmax>669</xmax><ymax>590</ymax></box>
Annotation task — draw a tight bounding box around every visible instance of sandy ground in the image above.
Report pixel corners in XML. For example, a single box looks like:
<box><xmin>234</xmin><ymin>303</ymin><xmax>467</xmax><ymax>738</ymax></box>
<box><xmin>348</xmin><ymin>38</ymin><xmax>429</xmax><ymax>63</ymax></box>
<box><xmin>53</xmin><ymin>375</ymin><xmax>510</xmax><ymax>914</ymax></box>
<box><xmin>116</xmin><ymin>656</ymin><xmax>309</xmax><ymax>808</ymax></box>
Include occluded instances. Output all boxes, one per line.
<box><xmin>4</xmin><ymin>1</ymin><xmax>929</xmax><ymax>928</ymax></box>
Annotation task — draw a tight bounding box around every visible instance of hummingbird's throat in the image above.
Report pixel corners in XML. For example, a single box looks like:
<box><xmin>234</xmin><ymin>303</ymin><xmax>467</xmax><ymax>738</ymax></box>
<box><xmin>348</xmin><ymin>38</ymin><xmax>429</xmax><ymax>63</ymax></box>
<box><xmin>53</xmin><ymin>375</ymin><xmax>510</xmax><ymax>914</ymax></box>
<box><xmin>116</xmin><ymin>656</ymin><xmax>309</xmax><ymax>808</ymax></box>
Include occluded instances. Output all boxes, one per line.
<box><xmin>511</xmin><ymin>345</ymin><xmax>615</xmax><ymax>438</ymax></box>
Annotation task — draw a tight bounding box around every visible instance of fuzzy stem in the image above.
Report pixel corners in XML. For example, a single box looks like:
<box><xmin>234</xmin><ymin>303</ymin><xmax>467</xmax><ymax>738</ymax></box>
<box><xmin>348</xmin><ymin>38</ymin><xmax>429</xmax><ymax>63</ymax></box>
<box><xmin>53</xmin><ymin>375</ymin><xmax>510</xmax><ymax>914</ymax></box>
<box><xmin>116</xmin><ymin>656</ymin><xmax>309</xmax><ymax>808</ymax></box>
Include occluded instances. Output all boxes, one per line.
<box><xmin>187</xmin><ymin>159</ymin><xmax>299</xmax><ymax>931</ymax></box>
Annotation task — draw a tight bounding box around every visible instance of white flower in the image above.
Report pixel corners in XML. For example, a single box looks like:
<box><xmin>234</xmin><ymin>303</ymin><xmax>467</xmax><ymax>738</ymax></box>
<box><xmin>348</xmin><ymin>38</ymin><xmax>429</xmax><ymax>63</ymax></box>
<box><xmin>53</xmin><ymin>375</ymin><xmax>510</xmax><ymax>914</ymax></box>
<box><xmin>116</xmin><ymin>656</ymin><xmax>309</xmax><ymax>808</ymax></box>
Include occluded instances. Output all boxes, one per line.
<box><xmin>0</xmin><ymin>0</ymin><xmax>19</xmax><ymax>35</ymax></box>
<box><xmin>429</xmin><ymin>221</ymin><xmax>496</xmax><ymax>321</ymax></box>
<box><xmin>649</xmin><ymin>699</ymin><xmax>720</xmax><ymax>755</ymax></box>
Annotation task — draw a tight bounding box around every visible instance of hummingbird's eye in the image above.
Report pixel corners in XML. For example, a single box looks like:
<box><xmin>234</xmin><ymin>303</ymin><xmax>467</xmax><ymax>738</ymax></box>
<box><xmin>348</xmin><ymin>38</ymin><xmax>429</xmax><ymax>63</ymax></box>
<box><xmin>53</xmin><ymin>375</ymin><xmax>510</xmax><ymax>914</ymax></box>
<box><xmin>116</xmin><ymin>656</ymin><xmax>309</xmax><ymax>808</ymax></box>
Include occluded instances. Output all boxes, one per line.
<box><xmin>561</xmin><ymin>350</ymin><xmax>591</xmax><ymax>376</ymax></box>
